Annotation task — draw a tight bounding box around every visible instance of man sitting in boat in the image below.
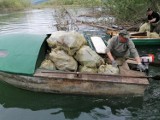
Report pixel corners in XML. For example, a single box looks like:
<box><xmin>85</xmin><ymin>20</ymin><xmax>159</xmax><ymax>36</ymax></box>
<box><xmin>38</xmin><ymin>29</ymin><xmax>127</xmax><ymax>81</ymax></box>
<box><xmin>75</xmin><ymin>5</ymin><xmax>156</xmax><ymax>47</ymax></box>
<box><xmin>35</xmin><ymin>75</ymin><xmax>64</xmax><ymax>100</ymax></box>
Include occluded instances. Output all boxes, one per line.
<box><xmin>139</xmin><ymin>8</ymin><xmax>160</xmax><ymax>33</ymax></box>
<box><xmin>105</xmin><ymin>29</ymin><xmax>146</xmax><ymax>71</ymax></box>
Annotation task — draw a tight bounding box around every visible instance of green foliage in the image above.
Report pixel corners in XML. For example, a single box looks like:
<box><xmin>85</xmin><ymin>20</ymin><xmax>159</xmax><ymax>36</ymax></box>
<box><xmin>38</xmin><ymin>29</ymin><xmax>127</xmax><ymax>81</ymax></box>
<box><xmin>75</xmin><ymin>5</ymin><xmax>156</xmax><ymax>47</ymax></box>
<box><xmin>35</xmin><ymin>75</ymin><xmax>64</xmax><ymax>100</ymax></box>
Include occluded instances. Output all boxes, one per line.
<box><xmin>43</xmin><ymin>0</ymin><xmax>102</xmax><ymax>7</ymax></box>
<box><xmin>102</xmin><ymin>0</ymin><xmax>160</xmax><ymax>24</ymax></box>
<box><xmin>0</xmin><ymin>0</ymin><xmax>31</xmax><ymax>11</ymax></box>
<box><xmin>103</xmin><ymin>0</ymin><xmax>151</xmax><ymax>23</ymax></box>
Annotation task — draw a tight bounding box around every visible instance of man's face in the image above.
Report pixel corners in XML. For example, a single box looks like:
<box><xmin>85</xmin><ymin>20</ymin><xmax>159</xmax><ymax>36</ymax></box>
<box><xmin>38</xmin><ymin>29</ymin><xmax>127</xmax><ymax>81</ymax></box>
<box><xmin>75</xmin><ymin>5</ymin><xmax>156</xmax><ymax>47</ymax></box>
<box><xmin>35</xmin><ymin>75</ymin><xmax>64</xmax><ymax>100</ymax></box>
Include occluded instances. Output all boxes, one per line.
<box><xmin>119</xmin><ymin>35</ymin><xmax>128</xmax><ymax>43</ymax></box>
<box><xmin>147</xmin><ymin>10</ymin><xmax>152</xmax><ymax>15</ymax></box>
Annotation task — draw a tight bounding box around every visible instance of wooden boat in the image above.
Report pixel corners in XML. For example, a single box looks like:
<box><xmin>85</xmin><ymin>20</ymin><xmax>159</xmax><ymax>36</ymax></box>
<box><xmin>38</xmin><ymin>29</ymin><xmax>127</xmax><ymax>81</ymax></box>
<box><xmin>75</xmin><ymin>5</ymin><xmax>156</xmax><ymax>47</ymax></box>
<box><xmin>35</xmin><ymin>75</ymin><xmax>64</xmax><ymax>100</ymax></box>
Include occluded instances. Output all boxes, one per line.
<box><xmin>83</xmin><ymin>30</ymin><xmax>160</xmax><ymax>54</ymax></box>
<box><xmin>106</xmin><ymin>30</ymin><xmax>160</xmax><ymax>46</ymax></box>
<box><xmin>79</xmin><ymin>22</ymin><xmax>160</xmax><ymax>46</ymax></box>
<box><xmin>0</xmin><ymin>33</ymin><xmax>149</xmax><ymax>96</ymax></box>
<box><xmin>83</xmin><ymin>30</ymin><xmax>160</xmax><ymax>48</ymax></box>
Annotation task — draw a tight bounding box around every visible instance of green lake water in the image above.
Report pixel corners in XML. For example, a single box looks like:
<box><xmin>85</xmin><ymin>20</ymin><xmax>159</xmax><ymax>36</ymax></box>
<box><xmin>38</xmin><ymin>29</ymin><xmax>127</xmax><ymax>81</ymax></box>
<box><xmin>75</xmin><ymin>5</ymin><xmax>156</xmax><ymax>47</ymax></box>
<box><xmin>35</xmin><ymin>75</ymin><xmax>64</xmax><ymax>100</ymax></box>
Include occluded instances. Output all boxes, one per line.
<box><xmin>0</xmin><ymin>8</ymin><xmax>160</xmax><ymax>120</ymax></box>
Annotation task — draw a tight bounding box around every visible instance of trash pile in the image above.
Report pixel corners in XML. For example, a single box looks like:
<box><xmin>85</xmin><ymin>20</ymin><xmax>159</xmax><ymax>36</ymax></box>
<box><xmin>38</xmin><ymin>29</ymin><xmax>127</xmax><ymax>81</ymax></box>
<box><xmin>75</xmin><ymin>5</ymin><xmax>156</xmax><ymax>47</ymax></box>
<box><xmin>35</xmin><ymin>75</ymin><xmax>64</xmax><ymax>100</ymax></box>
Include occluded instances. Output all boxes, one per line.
<box><xmin>146</xmin><ymin>31</ymin><xmax>160</xmax><ymax>38</ymax></box>
<box><xmin>40</xmin><ymin>31</ymin><xmax>119</xmax><ymax>75</ymax></box>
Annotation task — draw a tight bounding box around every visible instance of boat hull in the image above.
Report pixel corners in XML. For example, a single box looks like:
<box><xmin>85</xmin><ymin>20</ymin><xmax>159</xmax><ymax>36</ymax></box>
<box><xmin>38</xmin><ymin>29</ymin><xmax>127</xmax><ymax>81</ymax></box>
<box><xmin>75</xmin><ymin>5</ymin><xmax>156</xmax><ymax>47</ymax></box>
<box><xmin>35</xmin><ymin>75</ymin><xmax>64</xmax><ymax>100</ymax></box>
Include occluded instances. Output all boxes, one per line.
<box><xmin>0</xmin><ymin>71</ymin><xmax>148</xmax><ymax>96</ymax></box>
<box><xmin>132</xmin><ymin>38</ymin><xmax>160</xmax><ymax>45</ymax></box>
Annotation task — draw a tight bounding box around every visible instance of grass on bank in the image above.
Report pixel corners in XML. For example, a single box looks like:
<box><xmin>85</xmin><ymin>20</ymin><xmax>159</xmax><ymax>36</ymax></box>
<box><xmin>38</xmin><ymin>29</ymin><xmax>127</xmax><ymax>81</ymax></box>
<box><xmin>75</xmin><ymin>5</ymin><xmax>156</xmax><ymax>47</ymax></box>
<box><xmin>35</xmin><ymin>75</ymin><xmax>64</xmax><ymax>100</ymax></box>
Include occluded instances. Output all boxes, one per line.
<box><xmin>0</xmin><ymin>0</ymin><xmax>31</xmax><ymax>11</ymax></box>
<box><xmin>34</xmin><ymin>0</ymin><xmax>102</xmax><ymax>8</ymax></box>
<box><xmin>0</xmin><ymin>0</ymin><xmax>102</xmax><ymax>12</ymax></box>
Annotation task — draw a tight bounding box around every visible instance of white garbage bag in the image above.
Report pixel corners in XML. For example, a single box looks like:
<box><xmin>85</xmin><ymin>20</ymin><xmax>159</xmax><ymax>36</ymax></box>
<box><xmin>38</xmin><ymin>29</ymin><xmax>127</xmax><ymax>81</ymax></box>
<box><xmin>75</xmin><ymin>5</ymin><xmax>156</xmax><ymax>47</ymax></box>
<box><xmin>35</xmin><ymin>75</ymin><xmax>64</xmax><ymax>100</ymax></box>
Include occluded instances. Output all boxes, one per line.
<box><xmin>40</xmin><ymin>59</ymin><xmax>56</xmax><ymax>70</ymax></box>
<box><xmin>98</xmin><ymin>64</ymin><xmax>119</xmax><ymax>75</ymax></box>
<box><xmin>47</xmin><ymin>31</ymin><xmax>86</xmax><ymax>55</ymax></box>
<box><xmin>47</xmin><ymin>31</ymin><xmax>67</xmax><ymax>48</ymax></box>
<box><xmin>78</xmin><ymin>65</ymin><xmax>97</xmax><ymax>73</ymax></box>
<box><xmin>75</xmin><ymin>45</ymin><xmax>105</xmax><ymax>68</ymax></box>
<box><xmin>49</xmin><ymin>49</ymin><xmax>78</xmax><ymax>71</ymax></box>
<box><xmin>147</xmin><ymin>31</ymin><xmax>159</xmax><ymax>38</ymax></box>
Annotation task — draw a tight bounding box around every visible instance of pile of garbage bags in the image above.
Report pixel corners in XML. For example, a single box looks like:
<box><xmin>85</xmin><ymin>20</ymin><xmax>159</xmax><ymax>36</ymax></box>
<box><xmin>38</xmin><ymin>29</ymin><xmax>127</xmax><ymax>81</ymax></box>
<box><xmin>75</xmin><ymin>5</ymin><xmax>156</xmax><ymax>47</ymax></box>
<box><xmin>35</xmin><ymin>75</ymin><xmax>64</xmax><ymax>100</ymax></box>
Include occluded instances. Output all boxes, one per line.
<box><xmin>40</xmin><ymin>31</ymin><xmax>119</xmax><ymax>75</ymax></box>
<box><xmin>147</xmin><ymin>31</ymin><xmax>159</xmax><ymax>38</ymax></box>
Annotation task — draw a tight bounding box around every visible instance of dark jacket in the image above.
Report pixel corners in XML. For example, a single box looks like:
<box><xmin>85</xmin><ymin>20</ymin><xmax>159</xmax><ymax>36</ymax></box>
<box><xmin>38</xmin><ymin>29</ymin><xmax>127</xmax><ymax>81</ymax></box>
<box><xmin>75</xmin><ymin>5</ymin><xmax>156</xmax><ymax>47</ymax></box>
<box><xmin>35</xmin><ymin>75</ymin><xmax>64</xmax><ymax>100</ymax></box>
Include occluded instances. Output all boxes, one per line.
<box><xmin>148</xmin><ymin>11</ymin><xmax>160</xmax><ymax>23</ymax></box>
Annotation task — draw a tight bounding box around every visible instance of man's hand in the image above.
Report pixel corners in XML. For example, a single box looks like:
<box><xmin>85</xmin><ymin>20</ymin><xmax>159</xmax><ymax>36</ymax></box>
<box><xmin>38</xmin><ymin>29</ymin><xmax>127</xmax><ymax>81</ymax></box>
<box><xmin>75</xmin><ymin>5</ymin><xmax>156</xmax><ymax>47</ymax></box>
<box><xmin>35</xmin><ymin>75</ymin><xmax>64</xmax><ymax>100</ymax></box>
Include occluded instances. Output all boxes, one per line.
<box><xmin>148</xmin><ymin>18</ymin><xmax>156</xmax><ymax>23</ymax></box>
<box><xmin>137</xmin><ymin>63</ymin><xmax>146</xmax><ymax>71</ymax></box>
<box><xmin>148</xmin><ymin>20</ymin><xmax>151</xmax><ymax>23</ymax></box>
<box><xmin>112</xmin><ymin>60</ymin><xmax>118</xmax><ymax>68</ymax></box>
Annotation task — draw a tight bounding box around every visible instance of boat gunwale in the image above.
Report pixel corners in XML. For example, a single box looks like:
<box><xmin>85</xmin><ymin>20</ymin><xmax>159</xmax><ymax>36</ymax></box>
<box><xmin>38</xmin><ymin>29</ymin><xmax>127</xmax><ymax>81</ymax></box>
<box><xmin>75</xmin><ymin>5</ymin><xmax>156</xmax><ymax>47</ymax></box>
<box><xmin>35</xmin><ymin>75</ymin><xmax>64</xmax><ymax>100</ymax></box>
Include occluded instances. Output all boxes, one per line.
<box><xmin>0</xmin><ymin>70</ymin><xmax>149</xmax><ymax>87</ymax></box>
<box><xmin>32</xmin><ymin>69</ymin><xmax>149</xmax><ymax>85</ymax></box>
<box><xmin>132</xmin><ymin>38</ymin><xmax>160</xmax><ymax>40</ymax></box>
<box><xmin>33</xmin><ymin>75</ymin><xmax>149</xmax><ymax>86</ymax></box>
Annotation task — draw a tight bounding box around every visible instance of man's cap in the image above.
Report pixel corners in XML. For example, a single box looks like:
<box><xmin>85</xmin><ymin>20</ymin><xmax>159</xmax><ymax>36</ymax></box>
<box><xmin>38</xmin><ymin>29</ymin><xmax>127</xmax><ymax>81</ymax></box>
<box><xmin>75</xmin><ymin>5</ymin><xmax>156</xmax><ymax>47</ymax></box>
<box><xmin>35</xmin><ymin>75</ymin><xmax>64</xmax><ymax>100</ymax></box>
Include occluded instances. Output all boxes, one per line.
<box><xmin>147</xmin><ymin>8</ymin><xmax>152</xmax><ymax>12</ymax></box>
<box><xmin>119</xmin><ymin>29</ymin><xmax>130</xmax><ymax>39</ymax></box>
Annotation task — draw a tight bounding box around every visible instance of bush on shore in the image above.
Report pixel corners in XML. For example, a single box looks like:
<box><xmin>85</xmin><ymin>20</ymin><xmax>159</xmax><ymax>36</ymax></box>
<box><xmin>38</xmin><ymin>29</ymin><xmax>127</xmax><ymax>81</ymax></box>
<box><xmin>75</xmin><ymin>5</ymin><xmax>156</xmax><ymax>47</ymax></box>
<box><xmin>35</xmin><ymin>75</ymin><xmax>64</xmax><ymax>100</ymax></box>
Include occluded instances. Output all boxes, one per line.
<box><xmin>102</xmin><ymin>0</ymin><xmax>160</xmax><ymax>24</ymax></box>
<box><xmin>0</xmin><ymin>0</ymin><xmax>31</xmax><ymax>11</ymax></box>
<box><xmin>41</xmin><ymin>0</ymin><xmax>102</xmax><ymax>7</ymax></box>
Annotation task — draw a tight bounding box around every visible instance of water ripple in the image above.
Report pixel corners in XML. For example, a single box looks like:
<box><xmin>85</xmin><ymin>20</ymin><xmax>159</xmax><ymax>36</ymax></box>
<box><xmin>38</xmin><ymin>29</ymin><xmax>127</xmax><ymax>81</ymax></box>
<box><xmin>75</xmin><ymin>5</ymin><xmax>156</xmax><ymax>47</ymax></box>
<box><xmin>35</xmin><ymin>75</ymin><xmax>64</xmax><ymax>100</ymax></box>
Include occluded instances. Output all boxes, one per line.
<box><xmin>0</xmin><ymin>9</ymin><xmax>57</xmax><ymax>35</ymax></box>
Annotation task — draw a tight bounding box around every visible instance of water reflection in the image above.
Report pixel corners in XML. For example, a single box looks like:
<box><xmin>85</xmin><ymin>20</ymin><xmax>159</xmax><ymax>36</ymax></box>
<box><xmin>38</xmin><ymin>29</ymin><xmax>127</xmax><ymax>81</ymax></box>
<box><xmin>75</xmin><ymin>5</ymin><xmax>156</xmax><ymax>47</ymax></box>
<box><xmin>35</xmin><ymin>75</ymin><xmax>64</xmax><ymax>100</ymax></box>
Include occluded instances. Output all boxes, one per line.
<box><xmin>0</xmin><ymin>81</ymin><xmax>143</xmax><ymax>120</ymax></box>
<box><xmin>0</xmin><ymin>8</ymin><xmax>100</xmax><ymax>36</ymax></box>
<box><xmin>0</xmin><ymin>9</ymin><xmax>57</xmax><ymax>35</ymax></box>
